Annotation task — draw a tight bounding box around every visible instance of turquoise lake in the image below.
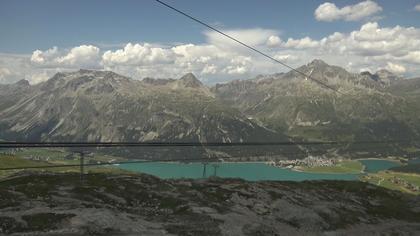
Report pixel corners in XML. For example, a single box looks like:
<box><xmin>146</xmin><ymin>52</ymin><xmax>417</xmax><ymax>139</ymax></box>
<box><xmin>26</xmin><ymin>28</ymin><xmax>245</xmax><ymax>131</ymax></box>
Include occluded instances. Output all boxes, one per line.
<box><xmin>359</xmin><ymin>159</ymin><xmax>401</xmax><ymax>173</ymax></box>
<box><xmin>119</xmin><ymin>162</ymin><xmax>359</xmax><ymax>181</ymax></box>
<box><xmin>119</xmin><ymin>159</ymin><xmax>403</xmax><ymax>181</ymax></box>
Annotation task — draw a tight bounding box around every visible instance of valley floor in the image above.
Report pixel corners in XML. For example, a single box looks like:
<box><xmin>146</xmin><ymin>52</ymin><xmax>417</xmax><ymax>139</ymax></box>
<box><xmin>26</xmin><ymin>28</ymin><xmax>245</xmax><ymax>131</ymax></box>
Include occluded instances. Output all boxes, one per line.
<box><xmin>2</xmin><ymin>151</ymin><xmax>420</xmax><ymax>195</ymax></box>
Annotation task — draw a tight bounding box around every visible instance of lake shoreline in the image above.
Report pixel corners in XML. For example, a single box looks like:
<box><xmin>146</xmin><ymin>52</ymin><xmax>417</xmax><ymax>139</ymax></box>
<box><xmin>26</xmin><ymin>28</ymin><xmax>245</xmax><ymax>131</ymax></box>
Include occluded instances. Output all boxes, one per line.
<box><xmin>118</xmin><ymin>161</ymin><xmax>358</xmax><ymax>181</ymax></box>
<box><xmin>118</xmin><ymin>158</ymin><xmax>401</xmax><ymax>179</ymax></box>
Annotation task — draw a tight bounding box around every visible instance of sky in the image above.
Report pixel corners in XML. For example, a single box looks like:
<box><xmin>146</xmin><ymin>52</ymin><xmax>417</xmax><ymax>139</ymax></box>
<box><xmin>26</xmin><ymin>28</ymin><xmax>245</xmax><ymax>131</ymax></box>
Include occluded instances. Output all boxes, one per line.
<box><xmin>0</xmin><ymin>0</ymin><xmax>420</xmax><ymax>84</ymax></box>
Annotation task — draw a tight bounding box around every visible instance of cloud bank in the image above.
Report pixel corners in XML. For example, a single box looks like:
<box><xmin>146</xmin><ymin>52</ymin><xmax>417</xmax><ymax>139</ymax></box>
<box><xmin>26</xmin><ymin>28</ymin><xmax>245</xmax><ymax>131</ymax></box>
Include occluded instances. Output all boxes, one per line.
<box><xmin>1</xmin><ymin>22</ymin><xmax>420</xmax><ymax>84</ymax></box>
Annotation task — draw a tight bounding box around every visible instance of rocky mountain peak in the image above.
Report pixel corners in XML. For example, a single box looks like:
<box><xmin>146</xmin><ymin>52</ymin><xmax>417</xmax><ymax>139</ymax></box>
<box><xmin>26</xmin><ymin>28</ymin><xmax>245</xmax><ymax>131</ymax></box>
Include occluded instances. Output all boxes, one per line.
<box><xmin>308</xmin><ymin>59</ymin><xmax>328</xmax><ymax>67</ymax></box>
<box><xmin>15</xmin><ymin>79</ymin><xmax>30</xmax><ymax>87</ymax></box>
<box><xmin>178</xmin><ymin>73</ymin><xmax>203</xmax><ymax>88</ymax></box>
<box><xmin>361</xmin><ymin>69</ymin><xmax>400</xmax><ymax>86</ymax></box>
<box><xmin>38</xmin><ymin>70</ymin><xmax>128</xmax><ymax>93</ymax></box>
<box><xmin>285</xmin><ymin>59</ymin><xmax>352</xmax><ymax>83</ymax></box>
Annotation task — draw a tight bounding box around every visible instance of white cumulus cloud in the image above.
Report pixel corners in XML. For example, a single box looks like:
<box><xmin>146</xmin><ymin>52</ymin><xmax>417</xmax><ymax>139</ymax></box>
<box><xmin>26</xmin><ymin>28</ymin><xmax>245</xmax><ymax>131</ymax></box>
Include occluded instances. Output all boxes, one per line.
<box><xmin>266</xmin><ymin>35</ymin><xmax>282</xmax><ymax>47</ymax></box>
<box><xmin>56</xmin><ymin>45</ymin><xmax>100</xmax><ymax>67</ymax></box>
<box><xmin>284</xmin><ymin>37</ymin><xmax>320</xmax><ymax>49</ymax></box>
<box><xmin>3</xmin><ymin>22</ymin><xmax>420</xmax><ymax>85</ymax></box>
<box><xmin>30</xmin><ymin>47</ymin><xmax>59</xmax><ymax>64</ymax></box>
<box><xmin>30</xmin><ymin>45</ymin><xmax>100</xmax><ymax>69</ymax></box>
<box><xmin>273</xmin><ymin>54</ymin><xmax>298</xmax><ymax>63</ymax></box>
<box><xmin>102</xmin><ymin>42</ymin><xmax>257</xmax><ymax>81</ymax></box>
<box><xmin>0</xmin><ymin>67</ymin><xmax>11</xmax><ymax>83</ymax></box>
<box><xmin>102</xmin><ymin>43</ymin><xmax>174</xmax><ymax>66</ymax></box>
<box><xmin>29</xmin><ymin>71</ymin><xmax>51</xmax><ymax>84</ymax></box>
<box><xmin>315</xmin><ymin>1</ymin><xmax>382</xmax><ymax>22</ymax></box>
<box><xmin>205</xmin><ymin>28</ymin><xmax>279</xmax><ymax>50</ymax></box>
<box><xmin>385</xmin><ymin>62</ymin><xmax>406</xmax><ymax>74</ymax></box>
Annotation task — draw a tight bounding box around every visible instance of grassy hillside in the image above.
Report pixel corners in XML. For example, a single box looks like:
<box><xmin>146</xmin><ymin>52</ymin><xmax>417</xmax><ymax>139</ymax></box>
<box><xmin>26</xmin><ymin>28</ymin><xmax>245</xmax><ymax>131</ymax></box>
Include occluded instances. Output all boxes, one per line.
<box><xmin>361</xmin><ymin>171</ymin><xmax>420</xmax><ymax>195</ymax></box>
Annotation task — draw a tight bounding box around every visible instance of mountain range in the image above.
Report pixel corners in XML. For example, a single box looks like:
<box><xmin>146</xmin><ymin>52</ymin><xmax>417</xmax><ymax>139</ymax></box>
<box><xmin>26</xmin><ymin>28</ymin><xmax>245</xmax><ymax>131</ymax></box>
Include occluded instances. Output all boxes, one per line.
<box><xmin>1</xmin><ymin>60</ymin><xmax>419</xmax><ymax>159</ymax></box>
<box><xmin>213</xmin><ymin>60</ymin><xmax>420</xmax><ymax>156</ymax></box>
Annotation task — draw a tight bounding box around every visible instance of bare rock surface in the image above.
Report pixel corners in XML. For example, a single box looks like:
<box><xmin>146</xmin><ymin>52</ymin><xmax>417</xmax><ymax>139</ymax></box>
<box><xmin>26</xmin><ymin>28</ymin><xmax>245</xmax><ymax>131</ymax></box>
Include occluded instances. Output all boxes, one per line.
<box><xmin>0</xmin><ymin>172</ymin><xmax>419</xmax><ymax>235</ymax></box>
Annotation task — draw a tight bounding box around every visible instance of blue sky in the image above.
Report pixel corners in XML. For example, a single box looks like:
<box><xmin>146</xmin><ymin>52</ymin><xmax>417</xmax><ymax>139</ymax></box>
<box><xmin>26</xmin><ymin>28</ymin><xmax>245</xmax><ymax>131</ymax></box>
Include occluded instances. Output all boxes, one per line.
<box><xmin>0</xmin><ymin>0</ymin><xmax>420</xmax><ymax>84</ymax></box>
<box><xmin>1</xmin><ymin>0</ymin><xmax>419</xmax><ymax>53</ymax></box>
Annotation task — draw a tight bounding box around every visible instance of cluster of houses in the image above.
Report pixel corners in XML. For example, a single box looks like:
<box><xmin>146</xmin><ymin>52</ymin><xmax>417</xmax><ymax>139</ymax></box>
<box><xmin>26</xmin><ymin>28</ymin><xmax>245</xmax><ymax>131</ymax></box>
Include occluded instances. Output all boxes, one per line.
<box><xmin>267</xmin><ymin>156</ymin><xmax>338</xmax><ymax>169</ymax></box>
<box><xmin>390</xmin><ymin>176</ymin><xmax>420</xmax><ymax>192</ymax></box>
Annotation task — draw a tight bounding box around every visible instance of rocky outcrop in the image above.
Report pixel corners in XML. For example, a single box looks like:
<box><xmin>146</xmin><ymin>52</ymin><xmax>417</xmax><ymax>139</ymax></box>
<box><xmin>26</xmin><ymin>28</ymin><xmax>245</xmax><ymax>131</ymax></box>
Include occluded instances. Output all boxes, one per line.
<box><xmin>0</xmin><ymin>172</ymin><xmax>419</xmax><ymax>235</ymax></box>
